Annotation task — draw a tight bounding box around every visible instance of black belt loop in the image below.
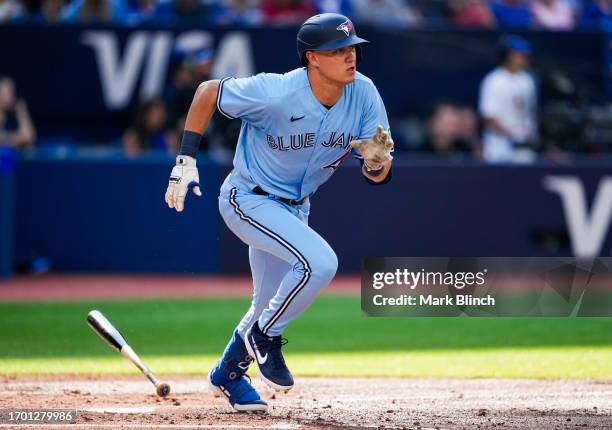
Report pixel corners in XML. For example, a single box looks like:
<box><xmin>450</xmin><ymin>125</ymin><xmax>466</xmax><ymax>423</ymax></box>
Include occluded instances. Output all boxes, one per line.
<box><xmin>253</xmin><ymin>186</ymin><xmax>308</xmax><ymax>206</ymax></box>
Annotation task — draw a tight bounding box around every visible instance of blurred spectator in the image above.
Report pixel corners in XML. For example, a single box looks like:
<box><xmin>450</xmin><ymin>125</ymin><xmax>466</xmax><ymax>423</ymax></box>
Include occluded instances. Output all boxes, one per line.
<box><xmin>216</xmin><ymin>0</ymin><xmax>263</xmax><ymax>25</ymax></box>
<box><xmin>410</xmin><ymin>0</ymin><xmax>449</xmax><ymax>26</ymax></box>
<box><xmin>313</xmin><ymin>0</ymin><xmax>352</xmax><ymax>17</ymax></box>
<box><xmin>123</xmin><ymin>0</ymin><xmax>157</xmax><ymax>24</ymax></box>
<box><xmin>32</xmin><ymin>0</ymin><xmax>65</xmax><ymax>23</ymax></box>
<box><xmin>457</xmin><ymin>106</ymin><xmax>479</xmax><ymax>150</ymax></box>
<box><xmin>449</xmin><ymin>0</ymin><xmax>496</xmax><ymax>27</ymax></box>
<box><xmin>489</xmin><ymin>0</ymin><xmax>531</xmax><ymax>27</ymax></box>
<box><xmin>0</xmin><ymin>0</ymin><xmax>23</xmax><ymax>21</ymax></box>
<box><xmin>62</xmin><ymin>0</ymin><xmax>126</xmax><ymax>22</ymax></box>
<box><xmin>166</xmin><ymin>48</ymin><xmax>214</xmax><ymax>140</ymax></box>
<box><xmin>166</xmin><ymin>52</ymin><xmax>200</xmax><ymax>130</ymax></box>
<box><xmin>531</xmin><ymin>0</ymin><xmax>575</xmax><ymax>29</ymax></box>
<box><xmin>566</xmin><ymin>0</ymin><xmax>583</xmax><ymax>18</ymax></box>
<box><xmin>122</xmin><ymin>99</ymin><xmax>177</xmax><ymax>156</ymax></box>
<box><xmin>353</xmin><ymin>0</ymin><xmax>422</xmax><ymax>27</ymax></box>
<box><xmin>259</xmin><ymin>0</ymin><xmax>316</xmax><ymax>25</ymax></box>
<box><xmin>0</xmin><ymin>77</ymin><xmax>36</xmax><ymax>149</ymax></box>
<box><xmin>421</xmin><ymin>103</ymin><xmax>477</xmax><ymax>155</ymax></box>
<box><xmin>191</xmin><ymin>49</ymin><xmax>215</xmax><ymax>84</ymax></box>
<box><xmin>479</xmin><ymin>35</ymin><xmax>537</xmax><ymax>163</ymax></box>
<box><xmin>154</xmin><ymin>0</ymin><xmax>223</xmax><ymax>25</ymax></box>
<box><xmin>580</xmin><ymin>0</ymin><xmax>612</xmax><ymax>28</ymax></box>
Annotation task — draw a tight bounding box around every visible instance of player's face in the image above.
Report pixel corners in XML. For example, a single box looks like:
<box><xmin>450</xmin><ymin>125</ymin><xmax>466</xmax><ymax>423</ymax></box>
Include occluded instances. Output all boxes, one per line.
<box><xmin>311</xmin><ymin>46</ymin><xmax>357</xmax><ymax>84</ymax></box>
<box><xmin>507</xmin><ymin>51</ymin><xmax>530</xmax><ymax>71</ymax></box>
<box><xmin>0</xmin><ymin>79</ymin><xmax>16</xmax><ymax>111</ymax></box>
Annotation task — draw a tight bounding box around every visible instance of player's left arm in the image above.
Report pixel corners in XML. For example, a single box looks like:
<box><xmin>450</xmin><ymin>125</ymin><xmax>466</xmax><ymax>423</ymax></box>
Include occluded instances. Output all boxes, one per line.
<box><xmin>351</xmin><ymin>83</ymin><xmax>394</xmax><ymax>185</ymax></box>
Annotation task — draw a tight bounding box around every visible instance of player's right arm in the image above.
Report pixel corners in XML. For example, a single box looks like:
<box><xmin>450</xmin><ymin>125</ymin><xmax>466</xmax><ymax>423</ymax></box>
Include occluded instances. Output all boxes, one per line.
<box><xmin>165</xmin><ymin>80</ymin><xmax>220</xmax><ymax>213</ymax></box>
<box><xmin>184</xmin><ymin>80</ymin><xmax>220</xmax><ymax>136</ymax></box>
<box><xmin>165</xmin><ymin>74</ymin><xmax>270</xmax><ymax>212</ymax></box>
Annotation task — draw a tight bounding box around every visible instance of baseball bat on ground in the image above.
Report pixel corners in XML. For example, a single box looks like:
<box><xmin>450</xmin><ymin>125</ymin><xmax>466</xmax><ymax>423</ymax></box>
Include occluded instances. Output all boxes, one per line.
<box><xmin>86</xmin><ymin>310</ymin><xmax>171</xmax><ymax>397</ymax></box>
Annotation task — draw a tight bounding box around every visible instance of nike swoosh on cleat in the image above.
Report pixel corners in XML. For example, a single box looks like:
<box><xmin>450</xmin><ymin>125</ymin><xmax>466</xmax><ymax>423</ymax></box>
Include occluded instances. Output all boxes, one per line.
<box><xmin>290</xmin><ymin>115</ymin><xmax>305</xmax><ymax>122</ymax></box>
<box><xmin>251</xmin><ymin>336</ymin><xmax>268</xmax><ymax>364</ymax></box>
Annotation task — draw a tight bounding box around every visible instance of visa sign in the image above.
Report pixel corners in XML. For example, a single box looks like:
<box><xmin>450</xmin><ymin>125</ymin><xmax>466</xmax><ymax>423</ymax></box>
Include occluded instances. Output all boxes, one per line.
<box><xmin>544</xmin><ymin>175</ymin><xmax>612</xmax><ymax>257</ymax></box>
<box><xmin>81</xmin><ymin>30</ymin><xmax>254</xmax><ymax>109</ymax></box>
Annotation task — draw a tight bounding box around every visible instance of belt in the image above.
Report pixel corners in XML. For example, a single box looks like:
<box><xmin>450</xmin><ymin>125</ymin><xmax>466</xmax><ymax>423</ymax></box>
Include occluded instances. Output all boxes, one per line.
<box><xmin>253</xmin><ymin>186</ymin><xmax>308</xmax><ymax>206</ymax></box>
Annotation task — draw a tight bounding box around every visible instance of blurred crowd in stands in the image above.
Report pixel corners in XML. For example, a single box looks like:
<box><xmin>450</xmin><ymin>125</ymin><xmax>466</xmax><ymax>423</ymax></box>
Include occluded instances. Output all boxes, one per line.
<box><xmin>1</xmin><ymin>0</ymin><xmax>612</xmax><ymax>30</ymax></box>
<box><xmin>0</xmin><ymin>77</ymin><xmax>36</xmax><ymax>150</ymax></box>
<box><xmin>2</xmin><ymin>0</ymin><xmax>612</xmax><ymax>162</ymax></box>
<box><xmin>3</xmin><ymin>30</ymin><xmax>610</xmax><ymax>164</ymax></box>
<box><xmin>118</xmin><ymin>35</ymin><xmax>537</xmax><ymax>162</ymax></box>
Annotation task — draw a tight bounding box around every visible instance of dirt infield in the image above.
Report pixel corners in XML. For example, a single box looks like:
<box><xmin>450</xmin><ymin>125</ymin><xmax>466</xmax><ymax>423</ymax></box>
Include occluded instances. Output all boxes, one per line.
<box><xmin>1</xmin><ymin>376</ymin><xmax>610</xmax><ymax>429</ymax></box>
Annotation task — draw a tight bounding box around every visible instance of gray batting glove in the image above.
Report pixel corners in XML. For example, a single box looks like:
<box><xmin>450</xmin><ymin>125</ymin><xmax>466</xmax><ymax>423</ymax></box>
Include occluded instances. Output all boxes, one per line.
<box><xmin>349</xmin><ymin>125</ymin><xmax>394</xmax><ymax>171</ymax></box>
<box><xmin>165</xmin><ymin>155</ymin><xmax>202</xmax><ymax>212</ymax></box>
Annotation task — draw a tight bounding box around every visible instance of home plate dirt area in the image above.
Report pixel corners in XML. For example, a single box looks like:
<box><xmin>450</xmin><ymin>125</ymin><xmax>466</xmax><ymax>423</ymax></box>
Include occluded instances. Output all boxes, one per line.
<box><xmin>0</xmin><ymin>376</ymin><xmax>610</xmax><ymax>429</ymax></box>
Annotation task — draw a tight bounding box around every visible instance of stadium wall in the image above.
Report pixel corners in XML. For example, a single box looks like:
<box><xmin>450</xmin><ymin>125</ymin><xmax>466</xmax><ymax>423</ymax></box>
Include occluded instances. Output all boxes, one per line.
<box><xmin>9</xmin><ymin>154</ymin><xmax>612</xmax><ymax>274</ymax></box>
<box><xmin>0</xmin><ymin>149</ymin><xmax>16</xmax><ymax>278</ymax></box>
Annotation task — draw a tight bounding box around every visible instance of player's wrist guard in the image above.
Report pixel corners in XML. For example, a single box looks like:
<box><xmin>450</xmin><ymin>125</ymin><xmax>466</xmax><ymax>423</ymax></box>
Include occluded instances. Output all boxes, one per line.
<box><xmin>174</xmin><ymin>154</ymin><xmax>197</xmax><ymax>168</ymax></box>
<box><xmin>178</xmin><ymin>130</ymin><xmax>202</xmax><ymax>158</ymax></box>
<box><xmin>363</xmin><ymin>160</ymin><xmax>384</xmax><ymax>176</ymax></box>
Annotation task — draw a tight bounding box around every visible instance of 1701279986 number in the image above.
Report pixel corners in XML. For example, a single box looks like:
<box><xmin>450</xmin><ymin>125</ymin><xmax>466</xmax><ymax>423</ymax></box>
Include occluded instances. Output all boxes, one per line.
<box><xmin>1</xmin><ymin>409</ymin><xmax>76</xmax><ymax>423</ymax></box>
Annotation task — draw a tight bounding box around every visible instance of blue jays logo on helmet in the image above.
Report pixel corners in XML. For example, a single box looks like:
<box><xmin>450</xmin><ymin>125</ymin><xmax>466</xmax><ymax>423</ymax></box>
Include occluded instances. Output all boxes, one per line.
<box><xmin>336</xmin><ymin>20</ymin><xmax>353</xmax><ymax>37</ymax></box>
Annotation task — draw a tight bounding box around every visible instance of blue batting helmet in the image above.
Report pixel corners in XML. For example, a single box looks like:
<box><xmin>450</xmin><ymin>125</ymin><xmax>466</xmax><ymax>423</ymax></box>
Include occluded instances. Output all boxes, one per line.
<box><xmin>296</xmin><ymin>13</ymin><xmax>369</xmax><ymax>67</ymax></box>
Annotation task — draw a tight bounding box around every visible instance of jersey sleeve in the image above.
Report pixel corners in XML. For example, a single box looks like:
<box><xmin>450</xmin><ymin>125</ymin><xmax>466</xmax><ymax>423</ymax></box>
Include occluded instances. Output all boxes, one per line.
<box><xmin>216</xmin><ymin>74</ymin><xmax>269</xmax><ymax>123</ymax></box>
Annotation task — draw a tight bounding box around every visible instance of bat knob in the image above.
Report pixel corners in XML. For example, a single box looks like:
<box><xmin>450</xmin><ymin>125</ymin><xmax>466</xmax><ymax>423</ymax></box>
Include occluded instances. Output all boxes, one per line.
<box><xmin>156</xmin><ymin>383</ymin><xmax>171</xmax><ymax>397</ymax></box>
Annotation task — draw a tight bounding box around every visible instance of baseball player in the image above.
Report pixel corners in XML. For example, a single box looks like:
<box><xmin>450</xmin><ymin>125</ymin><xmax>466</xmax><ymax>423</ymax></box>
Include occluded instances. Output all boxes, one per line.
<box><xmin>479</xmin><ymin>35</ymin><xmax>537</xmax><ymax>163</ymax></box>
<box><xmin>165</xmin><ymin>13</ymin><xmax>393</xmax><ymax>412</ymax></box>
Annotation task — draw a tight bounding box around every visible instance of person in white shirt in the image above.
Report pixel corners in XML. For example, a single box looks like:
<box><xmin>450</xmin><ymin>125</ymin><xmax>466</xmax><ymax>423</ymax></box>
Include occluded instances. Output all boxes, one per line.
<box><xmin>479</xmin><ymin>35</ymin><xmax>537</xmax><ymax>163</ymax></box>
<box><xmin>531</xmin><ymin>0</ymin><xmax>575</xmax><ymax>30</ymax></box>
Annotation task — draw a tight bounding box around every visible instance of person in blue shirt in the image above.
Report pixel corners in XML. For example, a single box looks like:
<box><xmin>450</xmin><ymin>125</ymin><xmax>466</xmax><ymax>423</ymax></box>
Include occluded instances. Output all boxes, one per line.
<box><xmin>490</xmin><ymin>0</ymin><xmax>531</xmax><ymax>28</ymax></box>
<box><xmin>165</xmin><ymin>13</ymin><xmax>393</xmax><ymax>412</ymax></box>
<box><xmin>580</xmin><ymin>0</ymin><xmax>612</xmax><ymax>28</ymax></box>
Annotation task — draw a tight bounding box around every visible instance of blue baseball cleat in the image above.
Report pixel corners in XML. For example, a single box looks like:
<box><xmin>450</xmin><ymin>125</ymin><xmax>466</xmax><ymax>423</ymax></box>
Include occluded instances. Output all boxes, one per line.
<box><xmin>208</xmin><ymin>331</ymin><xmax>268</xmax><ymax>412</ymax></box>
<box><xmin>245</xmin><ymin>322</ymin><xmax>294</xmax><ymax>392</ymax></box>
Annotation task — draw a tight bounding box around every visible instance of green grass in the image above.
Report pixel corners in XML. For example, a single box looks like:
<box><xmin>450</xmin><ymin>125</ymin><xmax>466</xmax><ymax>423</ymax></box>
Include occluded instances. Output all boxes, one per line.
<box><xmin>1</xmin><ymin>296</ymin><xmax>611</xmax><ymax>379</ymax></box>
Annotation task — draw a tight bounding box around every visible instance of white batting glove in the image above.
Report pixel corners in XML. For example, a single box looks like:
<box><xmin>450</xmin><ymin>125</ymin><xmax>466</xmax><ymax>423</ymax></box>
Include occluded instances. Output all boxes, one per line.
<box><xmin>164</xmin><ymin>155</ymin><xmax>202</xmax><ymax>212</ymax></box>
<box><xmin>349</xmin><ymin>125</ymin><xmax>394</xmax><ymax>171</ymax></box>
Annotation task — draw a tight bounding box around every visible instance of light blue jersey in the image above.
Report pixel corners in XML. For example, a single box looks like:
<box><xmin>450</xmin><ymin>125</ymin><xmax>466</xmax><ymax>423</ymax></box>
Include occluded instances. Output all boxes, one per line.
<box><xmin>216</xmin><ymin>67</ymin><xmax>389</xmax><ymax>200</ymax></box>
<box><xmin>216</xmin><ymin>65</ymin><xmax>391</xmax><ymax>340</ymax></box>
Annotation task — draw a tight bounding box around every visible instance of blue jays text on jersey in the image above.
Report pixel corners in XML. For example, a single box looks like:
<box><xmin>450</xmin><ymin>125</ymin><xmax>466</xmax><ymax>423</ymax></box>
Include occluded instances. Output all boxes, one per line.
<box><xmin>265</xmin><ymin>131</ymin><xmax>357</xmax><ymax>152</ymax></box>
<box><xmin>216</xmin><ymin>67</ymin><xmax>390</xmax><ymax>200</ymax></box>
